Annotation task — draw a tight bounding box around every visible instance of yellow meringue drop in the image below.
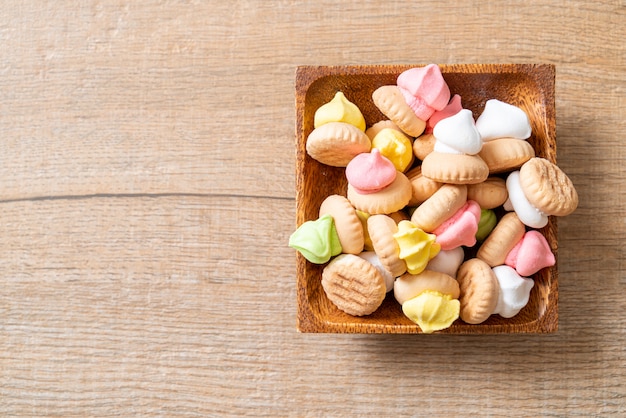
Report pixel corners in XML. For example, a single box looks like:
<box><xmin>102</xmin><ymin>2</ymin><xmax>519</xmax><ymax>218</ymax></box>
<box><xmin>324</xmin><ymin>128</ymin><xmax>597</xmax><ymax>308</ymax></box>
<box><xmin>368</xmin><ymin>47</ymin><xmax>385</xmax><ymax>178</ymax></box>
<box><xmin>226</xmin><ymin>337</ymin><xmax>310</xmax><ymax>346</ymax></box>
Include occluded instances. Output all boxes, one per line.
<box><xmin>371</xmin><ymin>128</ymin><xmax>414</xmax><ymax>172</ymax></box>
<box><xmin>402</xmin><ymin>291</ymin><xmax>460</xmax><ymax>334</ymax></box>
<box><xmin>393</xmin><ymin>220</ymin><xmax>440</xmax><ymax>275</ymax></box>
<box><xmin>314</xmin><ymin>91</ymin><xmax>366</xmax><ymax>131</ymax></box>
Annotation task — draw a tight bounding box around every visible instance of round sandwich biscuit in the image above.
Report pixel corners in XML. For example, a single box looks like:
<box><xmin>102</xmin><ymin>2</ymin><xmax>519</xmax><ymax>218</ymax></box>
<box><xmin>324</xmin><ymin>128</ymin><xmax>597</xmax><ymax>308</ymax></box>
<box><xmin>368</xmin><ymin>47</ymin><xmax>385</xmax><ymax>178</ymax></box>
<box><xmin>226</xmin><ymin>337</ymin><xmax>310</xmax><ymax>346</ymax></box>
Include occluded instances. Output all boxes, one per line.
<box><xmin>421</xmin><ymin>151</ymin><xmax>489</xmax><ymax>184</ymax></box>
<box><xmin>367</xmin><ymin>214</ymin><xmax>407</xmax><ymax>277</ymax></box>
<box><xmin>478</xmin><ymin>137</ymin><xmax>535</xmax><ymax>174</ymax></box>
<box><xmin>321</xmin><ymin>254</ymin><xmax>386</xmax><ymax>316</ymax></box>
<box><xmin>467</xmin><ymin>177</ymin><xmax>508</xmax><ymax>209</ymax></box>
<box><xmin>519</xmin><ymin>157</ymin><xmax>579</xmax><ymax>216</ymax></box>
<box><xmin>319</xmin><ymin>194</ymin><xmax>364</xmax><ymax>255</ymax></box>
<box><xmin>412</xmin><ymin>133</ymin><xmax>437</xmax><ymax>161</ymax></box>
<box><xmin>394</xmin><ymin>270</ymin><xmax>460</xmax><ymax>305</ymax></box>
<box><xmin>410</xmin><ymin>184</ymin><xmax>467</xmax><ymax>232</ymax></box>
<box><xmin>406</xmin><ymin>166</ymin><xmax>443</xmax><ymax>206</ymax></box>
<box><xmin>456</xmin><ymin>258</ymin><xmax>500</xmax><ymax>324</ymax></box>
<box><xmin>372</xmin><ymin>85</ymin><xmax>426</xmax><ymax>137</ymax></box>
<box><xmin>476</xmin><ymin>212</ymin><xmax>526</xmax><ymax>267</ymax></box>
<box><xmin>347</xmin><ymin>171</ymin><xmax>412</xmax><ymax>215</ymax></box>
<box><xmin>306</xmin><ymin>121</ymin><xmax>371</xmax><ymax>167</ymax></box>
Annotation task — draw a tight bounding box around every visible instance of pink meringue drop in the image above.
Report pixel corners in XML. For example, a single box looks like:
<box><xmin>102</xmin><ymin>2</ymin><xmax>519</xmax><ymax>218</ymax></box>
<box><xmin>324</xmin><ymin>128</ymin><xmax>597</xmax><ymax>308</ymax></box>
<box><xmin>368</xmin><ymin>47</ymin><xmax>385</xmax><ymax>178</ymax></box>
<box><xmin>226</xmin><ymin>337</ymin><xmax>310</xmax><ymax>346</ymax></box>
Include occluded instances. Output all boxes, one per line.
<box><xmin>397</xmin><ymin>64</ymin><xmax>451</xmax><ymax>121</ymax></box>
<box><xmin>425</xmin><ymin>94</ymin><xmax>463</xmax><ymax>134</ymax></box>
<box><xmin>433</xmin><ymin>200</ymin><xmax>481</xmax><ymax>250</ymax></box>
<box><xmin>345</xmin><ymin>148</ymin><xmax>397</xmax><ymax>194</ymax></box>
<box><xmin>505</xmin><ymin>230</ymin><xmax>555</xmax><ymax>276</ymax></box>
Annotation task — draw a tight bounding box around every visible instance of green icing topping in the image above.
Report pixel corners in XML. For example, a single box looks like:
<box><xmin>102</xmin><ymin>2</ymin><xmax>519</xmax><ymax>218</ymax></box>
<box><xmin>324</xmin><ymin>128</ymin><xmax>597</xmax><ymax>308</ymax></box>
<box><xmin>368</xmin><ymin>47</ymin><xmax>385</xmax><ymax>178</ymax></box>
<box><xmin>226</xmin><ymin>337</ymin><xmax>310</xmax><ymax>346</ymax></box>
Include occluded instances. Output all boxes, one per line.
<box><xmin>475</xmin><ymin>209</ymin><xmax>497</xmax><ymax>241</ymax></box>
<box><xmin>288</xmin><ymin>214</ymin><xmax>342</xmax><ymax>264</ymax></box>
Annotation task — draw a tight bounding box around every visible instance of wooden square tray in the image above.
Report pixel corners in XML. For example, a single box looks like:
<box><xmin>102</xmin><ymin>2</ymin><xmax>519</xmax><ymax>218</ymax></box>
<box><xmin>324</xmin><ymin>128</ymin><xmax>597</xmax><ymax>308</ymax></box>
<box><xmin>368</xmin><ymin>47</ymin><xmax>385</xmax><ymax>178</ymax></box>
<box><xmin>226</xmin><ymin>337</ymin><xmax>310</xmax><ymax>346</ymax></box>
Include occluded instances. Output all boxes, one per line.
<box><xmin>295</xmin><ymin>64</ymin><xmax>556</xmax><ymax>333</ymax></box>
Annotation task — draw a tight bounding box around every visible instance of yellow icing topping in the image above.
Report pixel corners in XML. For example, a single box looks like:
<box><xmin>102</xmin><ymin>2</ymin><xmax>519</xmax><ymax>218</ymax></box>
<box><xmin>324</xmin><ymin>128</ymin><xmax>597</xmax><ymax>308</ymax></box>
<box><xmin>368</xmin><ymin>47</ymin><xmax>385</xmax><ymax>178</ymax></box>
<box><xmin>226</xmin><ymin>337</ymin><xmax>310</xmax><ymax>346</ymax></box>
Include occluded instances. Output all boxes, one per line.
<box><xmin>314</xmin><ymin>91</ymin><xmax>366</xmax><ymax>131</ymax></box>
<box><xmin>402</xmin><ymin>291</ymin><xmax>460</xmax><ymax>334</ymax></box>
<box><xmin>371</xmin><ymin>128</ymin><xmax>414</xmax><ymax>172</ymax></box>
<box><xmin>393</xmin><ymin>220</ymin><xmax>440</xmax><ymax>275</ymax></box>
<box><xmin>355</xmin><ymin>210</ymin><xmax>374</xmax><ymax>251</ymax></box>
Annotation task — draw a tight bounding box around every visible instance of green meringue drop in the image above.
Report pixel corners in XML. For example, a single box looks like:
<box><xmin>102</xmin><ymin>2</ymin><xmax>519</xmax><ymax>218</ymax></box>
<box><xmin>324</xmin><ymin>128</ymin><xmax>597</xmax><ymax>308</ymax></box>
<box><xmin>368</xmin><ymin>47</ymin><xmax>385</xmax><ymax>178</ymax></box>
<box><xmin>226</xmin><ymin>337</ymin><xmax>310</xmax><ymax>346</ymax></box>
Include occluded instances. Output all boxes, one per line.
<box><xmin>475</xmin><ymin>209</ymin><xmax>497</xmax><ymax>241</ymax></box>
<box><xmin>288</xmin><ymin>214</ymin><xmax>342</xmax><ymax>264</ymax></box>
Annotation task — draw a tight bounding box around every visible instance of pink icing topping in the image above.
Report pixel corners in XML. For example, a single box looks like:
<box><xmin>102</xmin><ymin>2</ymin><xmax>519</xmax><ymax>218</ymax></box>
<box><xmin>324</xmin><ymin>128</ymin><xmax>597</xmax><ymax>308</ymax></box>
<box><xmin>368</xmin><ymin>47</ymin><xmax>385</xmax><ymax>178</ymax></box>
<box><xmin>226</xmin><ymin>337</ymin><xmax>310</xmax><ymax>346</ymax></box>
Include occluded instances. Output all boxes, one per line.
<box><xmin>345</xmin><ymin>148</ymin><xmax>397</xmax><ymax>194</ymax></box>
<box><xmin>399</xmin><ymin>87</ymin><xmax>436</xmax><ymax>121</ymax></box>
<box><xmin>397</xmin><ymin>64</ymin><xmax>451</xmax><ymax>121</ymax></box>
<box><xmin>433</xmin><ymin>200</ymin><xmax>481</xmax><ymax>250</ymax></box>
<box><xmin>505</xmin><ymin>230</ymin><xmax>555</xmax><ymax>276</ymax></box>
<box><xmin>425</xmin><ymin>94</ymin><xmax>463</xmax><ymax>134</ymax></box>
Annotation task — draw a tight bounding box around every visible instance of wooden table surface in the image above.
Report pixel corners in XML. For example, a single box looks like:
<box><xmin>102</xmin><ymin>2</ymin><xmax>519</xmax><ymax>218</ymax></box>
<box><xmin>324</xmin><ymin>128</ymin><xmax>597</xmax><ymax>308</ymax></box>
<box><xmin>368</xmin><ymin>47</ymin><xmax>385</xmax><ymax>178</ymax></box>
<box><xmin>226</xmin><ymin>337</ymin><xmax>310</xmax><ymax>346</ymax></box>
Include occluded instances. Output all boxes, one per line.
<box><xmin>0</xmin><ymin>1</ymin><xmax>623</xmax><ymax>416</ymax></box>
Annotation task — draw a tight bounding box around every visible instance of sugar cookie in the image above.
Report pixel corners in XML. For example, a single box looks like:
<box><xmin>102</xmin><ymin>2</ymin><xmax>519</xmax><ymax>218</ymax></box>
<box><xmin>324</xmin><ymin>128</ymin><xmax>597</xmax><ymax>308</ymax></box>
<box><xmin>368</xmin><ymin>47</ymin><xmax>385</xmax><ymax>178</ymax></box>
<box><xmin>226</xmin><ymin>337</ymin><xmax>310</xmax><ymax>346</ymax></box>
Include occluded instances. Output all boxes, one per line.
<box><xmin>476</xmin><ymin>212</ymin><xmax>526</xmax><ymax>267</ymax></box>
<box><xmin>372</xmin><ymin>85</ymin><xmax>427</xmax><ymax>137</ymax></box>
<box><xmin>410</xmin><ymin>184</ymin><xmax>467</xmax><ymax>232</ymax></box>
<box><xmin>306</xmin><ymin>121</ymin><xmax>371</xmax><ymax>167</ymax></box>
<box><xmin>394</xmin><ymin>269</ymin><xmax>460</xmax><ymax>305</ymax></box>
<box><xmin>519</xmin><ymin>157</ymin><xmax>579</xmax><ymax>216</ymax></box>
<box><xmin>412</xmin><ymin>132</ymin><xmax>436</xmax><ymax>160</ymax></box>
<box><xmin>347</xmin><ymin>171</ymin><xmax>412</xmax><ymax>215</ymax></box>
<box><xmin>478</xmin><ymin>137</ymin><xmax>535</xmax><ymax>173</ymax></box>
<box><xmin>406</xmin><ymin>166</ymin><xmax>442</xmax><ymax>206</ymax></box>
<box><xmin>367</xmin><ymin>214</ymin><xmax>407</xmax><ymax>277</ymax></box>
<box><xmin>421</xmin><ymin>151</ymin><xmax>489</xmax><ymax>184</ymax></box>
<box><xmin>321</xmin><ymin>254</ymin><xmax>386</xmax><ymax>316</ymax></box>
<box><xmin>467</xmin><ymin>176</ymin><xmax>508</xmax><ymax>209</ymax></box>
<box><xmin>456</xmin><ymin>258</ymin><xmax>499</xmax><ymax>324</ymax></box>
<box><xmin>319</xmin><ymin>194</ymin><xmax>364</xmax><ymax>255</ymax></box>
<box><xmin>358</xmin><ymin>251</ymin><xmax>395</xmax><ymax>293</ymax></box>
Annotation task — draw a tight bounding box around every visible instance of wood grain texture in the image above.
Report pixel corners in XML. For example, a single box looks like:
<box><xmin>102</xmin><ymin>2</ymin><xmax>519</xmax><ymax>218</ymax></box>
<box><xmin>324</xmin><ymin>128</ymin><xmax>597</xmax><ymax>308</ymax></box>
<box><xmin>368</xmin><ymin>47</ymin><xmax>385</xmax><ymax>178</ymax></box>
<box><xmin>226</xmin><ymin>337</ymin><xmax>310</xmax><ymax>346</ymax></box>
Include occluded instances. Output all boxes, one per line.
<box><xmin>0</xmin><ymin>0</ymin><xmax>624</xmax><ymax>416</ymax></box>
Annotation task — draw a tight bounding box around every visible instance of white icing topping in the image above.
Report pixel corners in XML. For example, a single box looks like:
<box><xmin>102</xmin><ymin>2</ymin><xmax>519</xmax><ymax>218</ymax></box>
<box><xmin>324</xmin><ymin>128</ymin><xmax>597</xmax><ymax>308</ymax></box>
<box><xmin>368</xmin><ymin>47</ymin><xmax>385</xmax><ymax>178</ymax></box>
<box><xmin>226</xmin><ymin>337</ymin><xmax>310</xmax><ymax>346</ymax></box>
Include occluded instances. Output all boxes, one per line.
<box><xmin>476</xmin><ymin>99</ymin><xmax>532</xmax><ymax>141</ymax></box>
<box><xmin>358</xmin><ymin>251</ymin><xmax>394</xmax><ymax>293</ymax></box>
<box><xmin>425</xmin><ymin>247</ymin><xmax>465</xmax><ymax>278</ymax></box>
<box><xmin>433</xmin><ymin>109</ymin><xmax>483</xmax><ymax>155</ymax></box>
<box><xmin>492</xmin><ymin>265</ymin><xmax>534</xmax><ymax>318</ymax></box>
<box><xmin>433</xmin><ymin>141</ymin><xmax>464</xmax><ymax>155</ymax></box>
<box><xmin>506</xmin><ymin>171</ymin><xmax>548</xmax><ymax>228</ymax></box>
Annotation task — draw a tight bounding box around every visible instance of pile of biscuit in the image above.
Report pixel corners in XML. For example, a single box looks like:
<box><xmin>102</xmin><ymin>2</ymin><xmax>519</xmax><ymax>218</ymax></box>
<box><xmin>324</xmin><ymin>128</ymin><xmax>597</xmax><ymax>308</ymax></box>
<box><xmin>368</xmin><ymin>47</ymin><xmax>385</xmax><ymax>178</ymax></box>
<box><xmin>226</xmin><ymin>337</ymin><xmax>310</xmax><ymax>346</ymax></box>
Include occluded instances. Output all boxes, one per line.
<box><xmin>290</xmin><ymin>64</ymin><xmax>578</xmax><ymax>333</ymax></box>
